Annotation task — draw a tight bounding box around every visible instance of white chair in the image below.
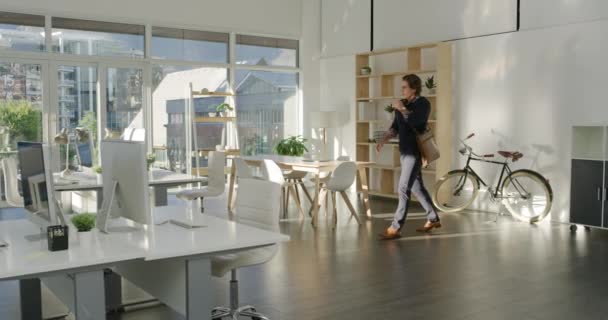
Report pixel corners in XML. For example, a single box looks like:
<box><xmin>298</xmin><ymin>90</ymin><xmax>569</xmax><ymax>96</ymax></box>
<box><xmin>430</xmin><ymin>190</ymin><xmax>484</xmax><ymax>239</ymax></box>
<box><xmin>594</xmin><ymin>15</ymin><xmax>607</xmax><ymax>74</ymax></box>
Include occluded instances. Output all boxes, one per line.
<box><xmin>317</xmin><ymin>156</ymin><xmax>351</xmax><ymax>215</ymax></box>
<box><xmin>176</xmin><ymin>151</ymin><xmax>225</xmax><ymax>212</ymax></box>
<box><xmin>318</xmin><ymin>161</ymin><xmax>361</xmax><ymax>227</ymax></box>
<box><xmin>261</xmin><ymin>159</ymin><xmax>305</xmax><ymax>219</ymax></box>
<box><xmin>1</xmin><ymin>157</ymin><xmax>24</xmax><ymax>207</ymax></box>
<box><xmin>234</xmin><ymin>157</ymin><xmax>262</xmax><ymax>180</ymax></box>
<box><xmin>282</xmin><ymin>170</ymin><xmax>313</xmax><ymax>208</ymax></box>
<box><xmin>211</xmin><ymin>178</ymin><xmax>281</xmax><ymax>320</ymax></box>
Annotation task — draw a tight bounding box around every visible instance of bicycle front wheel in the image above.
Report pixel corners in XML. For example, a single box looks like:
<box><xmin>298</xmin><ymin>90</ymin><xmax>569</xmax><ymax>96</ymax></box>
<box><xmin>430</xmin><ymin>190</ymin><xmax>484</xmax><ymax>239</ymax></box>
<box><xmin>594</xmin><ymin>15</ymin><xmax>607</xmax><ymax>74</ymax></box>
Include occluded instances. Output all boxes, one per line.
<box><xmin>501</xmin><ymin>170</ymin><xmax>553</xmax><ymax>223</ymax></box>
<box><xmin>432</xmin><ymin>170</ymin><xmax>479</xmax><ymax>213</ymax></box>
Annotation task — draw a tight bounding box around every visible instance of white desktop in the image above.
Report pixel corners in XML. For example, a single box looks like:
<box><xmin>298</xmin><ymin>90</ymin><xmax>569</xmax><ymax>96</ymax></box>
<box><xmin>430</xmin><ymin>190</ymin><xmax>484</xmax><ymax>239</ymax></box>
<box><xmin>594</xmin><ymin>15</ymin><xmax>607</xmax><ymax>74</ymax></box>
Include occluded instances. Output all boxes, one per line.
<box><xmin>97</xmin><ymin>139</ymin><xmax>151</xmax><ymax>233</ymax></box>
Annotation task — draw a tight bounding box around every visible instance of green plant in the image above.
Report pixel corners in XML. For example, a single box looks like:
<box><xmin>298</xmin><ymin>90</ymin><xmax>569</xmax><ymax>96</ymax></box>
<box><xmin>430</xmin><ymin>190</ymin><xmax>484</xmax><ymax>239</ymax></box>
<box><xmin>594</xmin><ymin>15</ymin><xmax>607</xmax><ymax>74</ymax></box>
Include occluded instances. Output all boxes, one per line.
<box><xmin>0</xmin><ymin>100</ymin><xmax>42</xmax><ymax>146</ymax></box>
<box><xmin>215</xmin><ymin>103</ymin><xmax>234</xmax><ymax>112</ymax></box>
<box><xmin>384</xmin><ymin>105</ymin><xmax>395</xmax><ymax>113</ymax></box>
<box><xmin>93</xmin><ymin>166</ymin><xmax>102</xmax><ymax>174</ymax></box>
<box><xmin>425</xmin><ymin>76</ymin><xmax>436</xmax><ymax>89</ymax></box>
<box><xmin>361</xmin><ymin>66</ymin><xmax>371</xmax><ymax>72</ymax></box>
<box><xmin>71</xmin><ymin>213</ymin><xmax>96</xmax><ymax>232</ymax></box>
<box><xmin>147</xmin><ymin>153</ymin><xmax>156</xmax><ymax>170</ymax></box>
<box><xmin>274</xmin><ymin>135</ymin><xmax>308</xmax><ymax>156</ymax></box>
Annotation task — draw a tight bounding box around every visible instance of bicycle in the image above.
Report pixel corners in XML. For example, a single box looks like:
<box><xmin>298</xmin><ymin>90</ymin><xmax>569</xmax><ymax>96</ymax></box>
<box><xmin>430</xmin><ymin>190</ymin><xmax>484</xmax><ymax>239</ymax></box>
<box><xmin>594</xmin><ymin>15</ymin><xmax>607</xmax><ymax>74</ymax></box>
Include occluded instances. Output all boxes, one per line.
<box><xmin>431</xmin><ymin>133</ymin><xmax>553</xmax><ymax>223</ymax></box>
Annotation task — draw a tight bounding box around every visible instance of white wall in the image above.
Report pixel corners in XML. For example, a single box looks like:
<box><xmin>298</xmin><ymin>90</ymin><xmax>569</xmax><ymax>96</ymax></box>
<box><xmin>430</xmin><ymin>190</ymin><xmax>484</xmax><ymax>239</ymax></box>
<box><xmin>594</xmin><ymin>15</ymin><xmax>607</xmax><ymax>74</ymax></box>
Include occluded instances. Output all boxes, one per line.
<box><xmin>0</xmin><ymin>0</ymin><xmax>302</xmax><ymax>37</ymax></box>
<box><xmin>301</xmin><ymin>0</ymin><xmax>323</xmax><ymax>143</ymax></box>
<box><xmin>374</xmin><ymin>0</ymin><xmax>517</xmax><ymax>50</ymax></box>
<box><xmin>321</xmin><ymin>0</ymin><xmax>370</xmax><ymax>57</ymax></box>
<box><xmin>521</xmin><ymin>0</ymin><xmax>608</xmax><ymax>30</ymax></box>
<box><xmin>452</xmin><ymin>19</ymin><xmax>608</xmax><ymax>222</ymax></box>
<box><xmin>319</xmin><ymin>56</ymin><xmax>356</xmax><ymax>160</ymax></box>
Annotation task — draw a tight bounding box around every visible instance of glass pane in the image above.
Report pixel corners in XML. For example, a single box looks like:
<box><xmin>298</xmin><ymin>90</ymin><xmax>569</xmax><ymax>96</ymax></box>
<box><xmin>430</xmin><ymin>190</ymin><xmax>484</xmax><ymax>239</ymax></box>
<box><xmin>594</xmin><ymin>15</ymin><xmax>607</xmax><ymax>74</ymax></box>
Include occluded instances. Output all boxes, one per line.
<box><xmin>236</xmin><ymin>35</ymin><xmax>298</xmax><ymax>67</ymax></box>
<box><xmin>56</xmin><ymin>65</ymin><xmax>98</xmax><ymax>169</ymax></box>
<box><xmin>0</xmin><ymin>62</ymin><xmax>43</xmax><ymax>150</ymax></box>
<box><xmin>152</xmin><ymin>27</ymin><xmax>228</xmax><ymax>63</ymax></box>
<box><xmin>152</xmin><ymin>65</ymin><xmax>228</xmax><ymax>173</ymax></box>
<box><xmin>0</xmin><ymin>12</ymin><xmax>45</xmax><ymax>53</ymax></box>
<box><xmin>106</xmin><ymin>67</ymin><xmax>143</xmax><ymax>135</ymax></box>
<box><xmin>52</xmin><ymin>18</ymin><xmax>144</xmax><ymax>58</ymax></box>
<box><xmin>235</xmin><ymin>70</ymin><xmax>298</xmax><ymax>155</ymax></box>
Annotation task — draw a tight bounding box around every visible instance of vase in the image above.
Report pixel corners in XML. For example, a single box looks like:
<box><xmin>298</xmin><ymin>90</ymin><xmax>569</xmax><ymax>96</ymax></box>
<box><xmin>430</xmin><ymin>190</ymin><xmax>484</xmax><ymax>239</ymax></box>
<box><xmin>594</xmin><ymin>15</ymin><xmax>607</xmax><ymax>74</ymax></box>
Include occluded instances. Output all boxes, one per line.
<box><xmin>77</xmin><ymin>231</ymin><xmax>93</xmax><ymax>247</ymax></box>
<box><xmin>208</xmin><ymin>112</ymin><xmax>216</xmax><ymax>118</ymax></box>
<box><xmin>428</xmin><ymin>88</ymin><xmax>436</xmax><ymax>95</ymax></box>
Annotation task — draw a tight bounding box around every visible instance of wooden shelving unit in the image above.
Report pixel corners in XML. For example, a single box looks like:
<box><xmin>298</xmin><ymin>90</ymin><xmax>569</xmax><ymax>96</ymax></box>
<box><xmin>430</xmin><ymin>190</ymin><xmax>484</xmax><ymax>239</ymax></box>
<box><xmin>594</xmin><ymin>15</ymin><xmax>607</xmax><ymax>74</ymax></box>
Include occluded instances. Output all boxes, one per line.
<box><xmin>188</xmin><ymin>84</ymin><xmax>239</xmax><ymax>177</ymax></box>
<box><xmin>355</xmin><ymin>43</ymin><xmax>453</xmax><ymax>200</ymax></box>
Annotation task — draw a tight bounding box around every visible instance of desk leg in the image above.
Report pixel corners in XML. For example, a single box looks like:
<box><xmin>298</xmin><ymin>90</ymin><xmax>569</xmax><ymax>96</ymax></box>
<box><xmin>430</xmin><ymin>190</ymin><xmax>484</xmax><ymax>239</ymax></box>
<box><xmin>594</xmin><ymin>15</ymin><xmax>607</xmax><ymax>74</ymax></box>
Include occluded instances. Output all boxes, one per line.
<box><xmin>311</xmin><ymin>173</ymin><xmax>321</xmax><ymax>227</ymax></box>
<box><xmin>96</xmin><ymin>189</ymin><xmax>104</xmax><ymax>210</ymax></box>
<box><xmin>357</xmin><ymin>167</ymin><xmax>372</xmax><ymax>217</ymax></box>
<box><xmin>227</xmin><ymin>163</ymin><xmax>236</xmax><ymax>211</ymax></box>
<box><xmin>73</xmin><ymin>270</ymin><xmax>106</xmax><ymax>320</ymax></box>
<box><xmin>19</xmin><ymin>279</ymin><xmax>42</xmax><ymax>320</ymax></box>
<box><xmin>154</xmin><ymin>186</ymin><xmax>169</xmax><ymax>207</ymax></box>
<box><xmin>186</xmin><ymin>258</ymin><xmax>212</xmax><ymax>320</ymax></box>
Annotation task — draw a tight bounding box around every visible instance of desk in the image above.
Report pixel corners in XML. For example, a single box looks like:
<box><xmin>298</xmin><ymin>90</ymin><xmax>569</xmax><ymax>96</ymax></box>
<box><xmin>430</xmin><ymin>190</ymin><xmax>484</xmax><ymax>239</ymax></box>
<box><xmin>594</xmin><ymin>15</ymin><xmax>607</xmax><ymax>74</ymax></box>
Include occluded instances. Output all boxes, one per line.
<box><xmin>0</xmin><ymin>219</ymin><xmax>147</xmax><ymax>320</ymax></box>
<box><xmin>114</xmin><ymin>206</ymin><xmax>290</xmax><ymax>320</ymax></box>
<box><xmin>53</xmin><ymin>168</ymin><xmax>208</xmax><ymax>207</ymax></box>
<box><xmin>227</xmin><ymin>155</ymin><xmax>372</xmax><ymax>226</ymax></box>
<box><xmin>0</xmin><ymin>206</ymin><xmax>289</xmax><ymax>320</ymax></box>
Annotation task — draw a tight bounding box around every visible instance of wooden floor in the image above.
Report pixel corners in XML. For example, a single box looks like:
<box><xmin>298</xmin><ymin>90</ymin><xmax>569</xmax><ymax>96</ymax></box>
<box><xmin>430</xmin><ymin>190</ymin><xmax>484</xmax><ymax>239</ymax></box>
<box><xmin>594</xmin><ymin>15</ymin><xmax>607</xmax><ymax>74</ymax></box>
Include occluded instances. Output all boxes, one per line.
<box><xmin>2</xmin><ymin>192</ymin><xmax>608</xmax><ymax>320</ymax></box>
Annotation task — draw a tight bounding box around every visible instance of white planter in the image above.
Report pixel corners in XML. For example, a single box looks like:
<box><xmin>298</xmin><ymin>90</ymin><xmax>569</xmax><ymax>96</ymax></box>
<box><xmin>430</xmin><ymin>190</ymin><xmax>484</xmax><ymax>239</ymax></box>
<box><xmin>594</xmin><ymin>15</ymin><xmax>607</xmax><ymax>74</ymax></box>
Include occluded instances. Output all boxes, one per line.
<box><xmin>385</xmin><ymin>111</ymin><xmax>394</xmax><ymax>121</ymax></box>
<box><xmin>77</xmin><ymin>231</ymin><xmax>93</xmax><ymax>247</ymax></box>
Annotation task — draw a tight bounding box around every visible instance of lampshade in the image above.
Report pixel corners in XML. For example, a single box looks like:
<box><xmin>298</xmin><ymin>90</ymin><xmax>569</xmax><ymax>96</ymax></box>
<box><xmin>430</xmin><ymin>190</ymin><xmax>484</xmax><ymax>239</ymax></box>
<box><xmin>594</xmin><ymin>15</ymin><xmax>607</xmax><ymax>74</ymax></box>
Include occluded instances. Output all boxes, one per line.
<box><xmin>310</xmin><ymin>111</ymin><xmax>337</xmax><ymax>128</ymax></box>
<box><xmin>53</xmin><ymin>128</ymin><xmax>68</xmax><ymax>144</ymax></box>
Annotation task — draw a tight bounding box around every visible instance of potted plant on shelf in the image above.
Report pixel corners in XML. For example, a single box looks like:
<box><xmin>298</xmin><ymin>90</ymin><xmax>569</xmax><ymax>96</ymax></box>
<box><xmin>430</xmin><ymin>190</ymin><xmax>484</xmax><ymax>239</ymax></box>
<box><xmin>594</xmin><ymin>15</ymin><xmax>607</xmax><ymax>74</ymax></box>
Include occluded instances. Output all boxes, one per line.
<box><xmin>71</xmin><ymin>213</ymin><xmax>96</xmax><ymax>245</ymax></box>
<box><xmin>274</xmin><ymin>135</ymin><xmax>308</xmax><ymax>157</ymax></box>
<box><xmin>207</xmin><ymin>105</ymin><xmax>216</xmax><ymax>118</ymax></box>
<box><xmin>216</xmin><ymin>103</ymin><xmax>234</xmax><ymax>117</ymax></box>
<box><xmin>425</xmin><ymin>76</ymin><xmax>437</xmax><ymax>95</ymax></box>
<box><xmin>360</xmin><ymin>66</ymin><xmax>372</xmax><ymax>75</ymax></box>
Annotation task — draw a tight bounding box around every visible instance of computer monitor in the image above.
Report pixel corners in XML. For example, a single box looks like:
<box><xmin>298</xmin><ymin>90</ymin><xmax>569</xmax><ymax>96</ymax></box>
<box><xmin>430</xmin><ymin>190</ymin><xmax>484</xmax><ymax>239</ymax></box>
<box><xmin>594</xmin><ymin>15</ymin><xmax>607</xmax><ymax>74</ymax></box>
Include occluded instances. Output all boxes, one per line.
<box><xmin>16</xmin><ymin>142</ymin><xmax>66</xmax><ymax>228</ymax></box>
<box><xmin>77</xmin><ymin>143</ymin><xmax>93</xmax><ymax>168</ymax></box>
<box><xmin>97</xmin><ymin>140</ymin><xmax>150</xmax><ymax>233</ymax></box>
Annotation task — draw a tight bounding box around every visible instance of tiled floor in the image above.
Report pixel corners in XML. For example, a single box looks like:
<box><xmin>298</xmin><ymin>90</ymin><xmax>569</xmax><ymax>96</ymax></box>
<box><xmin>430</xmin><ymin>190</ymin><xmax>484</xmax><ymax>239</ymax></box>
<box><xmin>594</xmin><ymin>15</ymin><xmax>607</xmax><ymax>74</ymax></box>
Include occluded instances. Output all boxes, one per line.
<box><xmin>2</xmin><ymin>192</ymin><xmax>608</xmax><ymax>320</ymax></box>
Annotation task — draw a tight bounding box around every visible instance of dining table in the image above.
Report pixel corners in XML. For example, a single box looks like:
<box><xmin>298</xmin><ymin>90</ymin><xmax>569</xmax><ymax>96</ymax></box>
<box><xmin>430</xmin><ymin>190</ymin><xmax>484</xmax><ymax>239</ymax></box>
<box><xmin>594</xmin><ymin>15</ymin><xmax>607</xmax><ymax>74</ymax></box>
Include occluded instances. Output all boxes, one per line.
<box><xmin>227</xmin><ymin>155</ymin><xmax>373</xmax><ymax>226</ymax></box>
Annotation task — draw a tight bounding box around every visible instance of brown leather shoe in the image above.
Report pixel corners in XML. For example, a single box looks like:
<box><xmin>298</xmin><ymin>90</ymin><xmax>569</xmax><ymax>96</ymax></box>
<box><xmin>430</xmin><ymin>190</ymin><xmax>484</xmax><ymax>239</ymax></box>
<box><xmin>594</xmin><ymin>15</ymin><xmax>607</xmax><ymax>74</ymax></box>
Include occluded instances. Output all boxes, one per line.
<box><xmin>378</xmin><ymin>226</ymin><xmax>401</xmax><ymax>240</ymax></box>
<box><xmin>416</xmin><ymin>221</ymin><xmax>442</xmax><ymax>233</ymax></box>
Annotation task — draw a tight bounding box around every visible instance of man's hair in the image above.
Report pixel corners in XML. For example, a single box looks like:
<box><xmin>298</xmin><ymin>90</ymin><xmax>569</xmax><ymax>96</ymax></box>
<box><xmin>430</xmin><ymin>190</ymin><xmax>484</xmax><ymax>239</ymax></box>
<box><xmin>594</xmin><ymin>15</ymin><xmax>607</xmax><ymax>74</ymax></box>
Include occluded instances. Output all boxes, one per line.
<box><xmin>402</xmin><ymin>74</ymin><xmax>422</xmax><ymax>95</ymax></box>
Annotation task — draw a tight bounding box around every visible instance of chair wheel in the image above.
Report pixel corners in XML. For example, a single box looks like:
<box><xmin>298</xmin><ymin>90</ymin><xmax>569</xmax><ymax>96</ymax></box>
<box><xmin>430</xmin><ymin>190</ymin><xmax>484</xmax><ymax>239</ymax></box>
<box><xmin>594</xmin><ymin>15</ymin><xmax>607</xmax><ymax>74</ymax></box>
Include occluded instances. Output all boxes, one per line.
<box><xmin>570</xmin><ymin>225</ymin><xmax>577</xmax><ymax>232</ymax></box>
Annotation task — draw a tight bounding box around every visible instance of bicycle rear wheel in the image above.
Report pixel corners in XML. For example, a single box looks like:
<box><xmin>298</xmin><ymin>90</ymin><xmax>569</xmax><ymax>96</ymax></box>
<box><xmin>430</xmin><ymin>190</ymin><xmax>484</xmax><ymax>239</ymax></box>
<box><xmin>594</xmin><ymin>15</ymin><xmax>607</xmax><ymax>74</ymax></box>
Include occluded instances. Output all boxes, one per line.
<box><xmin>501</xmin><ymin>170</ymin><xmax>553</xmax><ymax>223</ymax></box>
<box><xmin>432</xmin><ymin>170</ymin><xmax>479</xmax><ymax>213</ymax></box>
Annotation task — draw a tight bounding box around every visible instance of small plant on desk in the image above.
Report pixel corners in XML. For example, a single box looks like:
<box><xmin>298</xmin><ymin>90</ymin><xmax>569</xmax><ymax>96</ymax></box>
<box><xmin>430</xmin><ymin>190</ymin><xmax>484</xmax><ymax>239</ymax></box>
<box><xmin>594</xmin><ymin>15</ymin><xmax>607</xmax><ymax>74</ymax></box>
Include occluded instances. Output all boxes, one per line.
<box><xmin>93</xmin><ymin>166</ymin><xmax>102</xmax><ymax>174</ymax></box>
<box><xmin>425</xmin><ymin>75</ymin><xmax>437</xmax><ymax>95</ymax></box>
<box><xmin>71</xmin><ymin>213</ymin><xmax>96</xmax><ymax>232</ymax></box>
<box><xmin>146</xmin><ymin>153</ymin><xmax>156</xmax><ymax>171</ymax></box>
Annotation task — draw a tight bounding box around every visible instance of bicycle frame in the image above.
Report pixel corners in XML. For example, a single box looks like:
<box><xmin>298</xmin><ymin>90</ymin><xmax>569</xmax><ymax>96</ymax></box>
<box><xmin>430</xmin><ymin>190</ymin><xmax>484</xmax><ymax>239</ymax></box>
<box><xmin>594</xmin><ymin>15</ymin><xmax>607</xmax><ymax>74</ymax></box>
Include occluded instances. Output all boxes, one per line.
<box><xmin>454</xmin><ymin>140</ymin><xmax>530</xmax><ymax>201</ymax></box>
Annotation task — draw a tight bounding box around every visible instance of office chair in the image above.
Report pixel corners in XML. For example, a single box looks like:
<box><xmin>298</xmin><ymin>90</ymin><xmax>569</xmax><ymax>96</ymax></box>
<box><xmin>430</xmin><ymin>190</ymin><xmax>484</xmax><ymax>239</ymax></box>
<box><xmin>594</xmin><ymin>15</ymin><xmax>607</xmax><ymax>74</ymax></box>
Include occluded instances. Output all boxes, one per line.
<box><xmin>211</xmin><ymin>178</ymin><xmax>282</xmax><ymax>320</ymax></box>
<box><xmin>176</xmin><ymin>151</ymin><xmax>225</xmax><ymax>212</ymax></box>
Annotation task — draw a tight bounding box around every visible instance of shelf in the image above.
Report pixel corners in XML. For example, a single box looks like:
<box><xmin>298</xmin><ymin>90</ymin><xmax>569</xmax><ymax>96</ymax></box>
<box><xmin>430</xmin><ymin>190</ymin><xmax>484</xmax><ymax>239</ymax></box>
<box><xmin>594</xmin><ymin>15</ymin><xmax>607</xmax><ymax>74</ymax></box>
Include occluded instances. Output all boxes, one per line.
<box><xmin>357</xmin><ymin>142</ymin><xmax>399</xmax><ymax>147</ymax></box>
<box><xmin>368</xmin><ymin>190</ymin><xmax>399</xmax><ymax>199</ymax></box>
<box><xmin>195</xmin><ymin>116</ymin><xmax>236</xmax><ymax>123</ymax></box>
<box><xmin>357</xmin><ymin>69</ymin><xmax>436</xmax><ymax>78</ymax></box>
<box><xmin>358</xmin><ymin>43</ymin><xmax>437</xmax><ymax>56</ymax></box>
<box><xmin>364</xmin><ymin>164</ymin><xmax>400</xmax><ymax>170</ymax></box>
<box><xmin>198</xmin><ymin>149</ymin><xmax>240</xmax><ymax>156</ymax></box>
<box><xmin>191</xmin><ymin>91</ymin><xmax>234</xmax><ymax>97</ymax></box>
<box><xmin>357</xmin><ymin>94</ymin><xmax>436</xmax><ymax>101</ymax></box>
<box><xmin>357</xmin><ymin>120</ymin><xmax>392</xmax><ymax>124</ymax></box>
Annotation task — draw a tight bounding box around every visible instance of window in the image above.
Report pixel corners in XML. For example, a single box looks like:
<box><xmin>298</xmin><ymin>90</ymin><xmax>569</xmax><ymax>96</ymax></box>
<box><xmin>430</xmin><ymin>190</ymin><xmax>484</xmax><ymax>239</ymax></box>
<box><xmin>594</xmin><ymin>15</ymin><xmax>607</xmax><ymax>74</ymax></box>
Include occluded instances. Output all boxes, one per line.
<box><xmin>0</xmin><ymin>12</ymin><xmax>45</xmax><ymax>53</ymax></box>
<box><xmin>106</xmin><ymin>67</ymin><xmax>143</xmax><ymax>133</ymax></box>
<box><xmin>0</xmin><ymin>62</ymin><xmax>43</xmax><ymax>150</ymax></box>
<box><xmin>52</xmin><ymin>17</ymin><xmax>144</xmax><ymax>58</ymax></box>
<box><xmin>152</xmin><ymin>27</ymin><xmax>228</xmax><ymax>63</ymax></box>
<box><xmin>236</xmin><ymin>35</ymin><xmax>298</xmax><ymax>67</ymax></box>
<box><xmin>235</xmin><ymin>70</ymin><xmax>298</xmax><ymax>155</ymax></box>
<box><xmin>151</xmin><ymin>65</ymin><xmax>229</xmax><ymax>172</ymax></box>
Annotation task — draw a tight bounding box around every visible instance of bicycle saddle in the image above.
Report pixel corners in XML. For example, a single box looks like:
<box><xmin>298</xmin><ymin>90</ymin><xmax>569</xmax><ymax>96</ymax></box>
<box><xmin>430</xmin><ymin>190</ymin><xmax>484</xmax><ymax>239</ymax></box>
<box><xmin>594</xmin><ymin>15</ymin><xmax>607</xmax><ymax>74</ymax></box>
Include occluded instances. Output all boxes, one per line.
<box><xmin>498</xmin><ymin>151</ymin><xmax>524</xmax><ymax>162</ymax></box>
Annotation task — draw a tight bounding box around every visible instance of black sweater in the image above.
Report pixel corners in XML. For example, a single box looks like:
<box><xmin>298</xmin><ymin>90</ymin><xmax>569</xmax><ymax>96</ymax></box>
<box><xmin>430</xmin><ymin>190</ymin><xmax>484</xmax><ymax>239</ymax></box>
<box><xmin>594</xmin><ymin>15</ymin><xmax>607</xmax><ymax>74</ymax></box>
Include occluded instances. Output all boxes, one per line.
<box><xmin>389</xmin><ymin>96</ymin><xmax>431</xmax><ymax>155</ymax></box>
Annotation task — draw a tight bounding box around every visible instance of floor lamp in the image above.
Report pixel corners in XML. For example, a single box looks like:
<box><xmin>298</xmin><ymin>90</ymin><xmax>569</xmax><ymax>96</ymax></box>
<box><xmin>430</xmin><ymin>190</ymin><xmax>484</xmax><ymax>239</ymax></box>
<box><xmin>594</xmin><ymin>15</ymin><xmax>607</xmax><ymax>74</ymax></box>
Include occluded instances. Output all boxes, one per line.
<box><xmin>310</xmin><ymin>111</ymin><xmax>336</xmax><ymax>160</ymax></box>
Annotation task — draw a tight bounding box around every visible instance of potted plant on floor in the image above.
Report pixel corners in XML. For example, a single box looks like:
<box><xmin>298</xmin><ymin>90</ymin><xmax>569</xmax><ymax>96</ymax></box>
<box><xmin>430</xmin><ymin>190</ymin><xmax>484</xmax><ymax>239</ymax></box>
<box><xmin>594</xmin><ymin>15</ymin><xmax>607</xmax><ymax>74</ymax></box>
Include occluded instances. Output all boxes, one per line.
<box><xmin>274</xmin><ymin>135</ymin><xmax>308</xmax><ymax>157</ymax></box>
<box><xmin>71</xmin><ymin>213</ymin><xmax>96</xmax><ymax>245</ymax></box>
<box><xmin>425</xmin><ymin>75</ymin><xmax>437</xmax><ymax>95</ymax></box>
<box><xmin>216</xmin><ymin>103</ymin><xmax>234</xmax><ymax>117</ymax></box>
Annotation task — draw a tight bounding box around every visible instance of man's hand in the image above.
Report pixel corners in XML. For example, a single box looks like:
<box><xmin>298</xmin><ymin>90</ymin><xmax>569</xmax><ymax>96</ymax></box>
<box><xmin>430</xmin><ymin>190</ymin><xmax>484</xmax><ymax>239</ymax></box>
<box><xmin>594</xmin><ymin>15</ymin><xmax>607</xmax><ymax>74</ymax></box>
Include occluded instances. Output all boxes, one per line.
<box><xmin>392</xmin><ymin>99</ymin><xmax>406</xmax><ymax>112</ymax></box>
<box><xmin>376</xmin><ymin>142</ymin><xmax>384</xmax><ymax>153</ymax></box>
